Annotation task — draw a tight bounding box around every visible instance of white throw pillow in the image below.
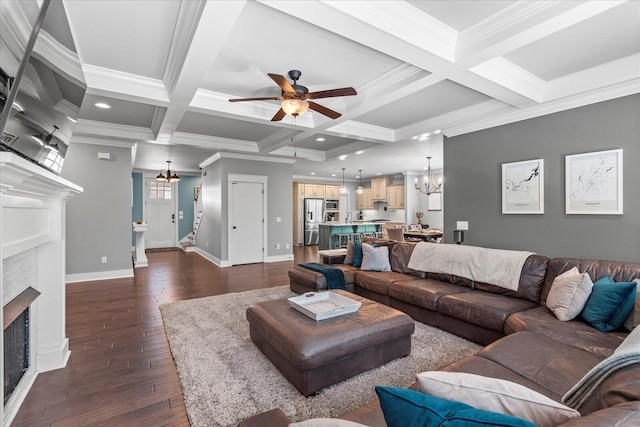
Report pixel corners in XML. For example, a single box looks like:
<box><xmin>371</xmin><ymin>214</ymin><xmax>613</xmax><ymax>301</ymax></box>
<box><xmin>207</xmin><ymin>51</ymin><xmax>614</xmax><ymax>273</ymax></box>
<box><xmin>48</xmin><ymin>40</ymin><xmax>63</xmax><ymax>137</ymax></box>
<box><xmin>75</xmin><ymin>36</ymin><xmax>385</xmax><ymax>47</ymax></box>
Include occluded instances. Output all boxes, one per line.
<box><xmin>623</xmin><ymin>278</ymin><xmax>640</xmax><ymax>331</ymax></box>
<box><xmin>546</xmin><ymin>267</ymin><xmax>593</xmax><ymax>321</ymax></box>
<box><xmin>289</xmin><ymin>419</ymin><xmax>369</xmax><ymax>427</ymax></box>
<box><xmin>360</xmin><ymin>244</ymin><xmax>391</xmax><ymax>272</ymax></box>
<box><xmin>417</xmin><ymin>371</ymin><xmax>580</xmax><ymax>427</ymax></box>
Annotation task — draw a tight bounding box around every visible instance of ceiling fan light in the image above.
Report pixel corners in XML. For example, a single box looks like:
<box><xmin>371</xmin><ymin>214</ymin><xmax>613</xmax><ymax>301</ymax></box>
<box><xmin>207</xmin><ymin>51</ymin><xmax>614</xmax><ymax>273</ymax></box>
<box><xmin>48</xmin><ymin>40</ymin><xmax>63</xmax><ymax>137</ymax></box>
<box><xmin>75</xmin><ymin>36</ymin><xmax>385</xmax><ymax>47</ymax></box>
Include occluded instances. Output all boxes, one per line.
<box><xmin>281</xmin><ymin>99</ymin><xmax>309</xmax><ymax>116</ymax></box>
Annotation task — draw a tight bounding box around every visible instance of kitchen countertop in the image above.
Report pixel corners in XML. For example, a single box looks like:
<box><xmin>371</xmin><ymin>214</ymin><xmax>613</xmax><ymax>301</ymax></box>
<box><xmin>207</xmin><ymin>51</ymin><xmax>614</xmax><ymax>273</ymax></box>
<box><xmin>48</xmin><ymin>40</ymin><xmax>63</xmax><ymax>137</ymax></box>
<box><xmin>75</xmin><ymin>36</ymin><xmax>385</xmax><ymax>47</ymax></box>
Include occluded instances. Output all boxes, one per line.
<box><xmin>319</xmin><ymin>222</ymin><xmax>381</xmax><ymax>226</ymax></box>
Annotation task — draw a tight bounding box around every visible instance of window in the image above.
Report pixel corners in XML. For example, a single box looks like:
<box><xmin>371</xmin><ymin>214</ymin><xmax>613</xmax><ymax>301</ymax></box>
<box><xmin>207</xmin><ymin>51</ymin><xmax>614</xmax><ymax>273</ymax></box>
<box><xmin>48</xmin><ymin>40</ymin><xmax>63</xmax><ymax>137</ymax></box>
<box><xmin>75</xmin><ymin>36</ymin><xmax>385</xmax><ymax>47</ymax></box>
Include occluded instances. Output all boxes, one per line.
<box><xmin>43</xmin><ymin>149</ymin><xmax>64</xmax><ymax>174</ymax></box>
<box><xmin>150</xmin><ymin>181</ymin><xmax>172</xmax><ymax>199</ymax></box>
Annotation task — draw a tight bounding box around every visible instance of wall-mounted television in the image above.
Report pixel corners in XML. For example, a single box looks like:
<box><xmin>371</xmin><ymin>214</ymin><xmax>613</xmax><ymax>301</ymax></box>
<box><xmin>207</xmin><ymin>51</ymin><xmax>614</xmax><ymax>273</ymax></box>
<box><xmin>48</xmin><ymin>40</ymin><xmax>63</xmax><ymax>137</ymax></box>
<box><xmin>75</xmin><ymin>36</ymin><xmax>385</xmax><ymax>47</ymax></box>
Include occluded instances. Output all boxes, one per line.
<box><xmin>0</xmin><ymin>0</ymin><xmax>86</xmax><ymax>174</ymax></box>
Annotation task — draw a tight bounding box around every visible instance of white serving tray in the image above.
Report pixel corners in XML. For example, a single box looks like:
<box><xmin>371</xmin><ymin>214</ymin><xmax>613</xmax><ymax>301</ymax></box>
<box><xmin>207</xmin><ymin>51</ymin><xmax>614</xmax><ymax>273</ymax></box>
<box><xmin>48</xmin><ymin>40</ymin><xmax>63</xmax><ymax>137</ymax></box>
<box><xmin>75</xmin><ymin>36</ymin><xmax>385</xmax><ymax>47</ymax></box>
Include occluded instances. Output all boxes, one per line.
<box><xmin>288</xmin><ymin>291</ymin><xmax>362</xmax><ymax>321</ymax></box>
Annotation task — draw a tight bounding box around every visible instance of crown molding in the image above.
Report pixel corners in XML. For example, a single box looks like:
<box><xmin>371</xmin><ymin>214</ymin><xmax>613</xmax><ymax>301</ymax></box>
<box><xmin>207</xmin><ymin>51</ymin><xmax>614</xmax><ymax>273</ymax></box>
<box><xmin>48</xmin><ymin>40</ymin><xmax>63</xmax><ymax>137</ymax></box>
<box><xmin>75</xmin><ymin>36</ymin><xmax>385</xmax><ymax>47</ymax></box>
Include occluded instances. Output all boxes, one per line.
<box><xmin>162</xmin><ymin>0</ymin><xmax>207</xmax><ymax>94</ymax></box>
<box><xmin>31</xmin><ymin>31</ymin><xmax>84</xmax><ymax>86</ymax></box>
<box><xmin>0</xmin><ymin>1</ymin><xmax>35</xmax><ymax>63</ymax></box>
<box><xmin>544</xmin><ymin>54</ymin><xmax>640</xmax><ymax>101</ymax></box>
<box><xmin>470</xmin><ymin>57</ymin><xmax>545</xmax><ymax>102</ymax></box>
<box><xmin>326</xmin><ymin>120</ymin><xmax>395</xmax><ymax>143</ymax></box>
<box><xmin>325</xmin><ymin>1</ymin><xmax>457</xmax><ymax>62</ymax></box>
<box><xmin>83</xmin><ymin>64</ymin><xmax>170</xmax><ymax>105</ymax></box>
<box><xmin>70</xmin><ymin>134</ymin><xmax>136</xmax><ymax>149</ymax></box>
<box><xmin>199</xmin><ymin>151</ymin><xmax>295</xmax><ymax>169</ymax></box>
<box><xmin>73</xmin><ymin>119</ymin><xmax>154</xmax><ymax>141</ymax></box>
<box><xmin>445</xmin><ymin>80</ymin><xmax>640</xmax><ymax>137</ymax></box>
<box><xmin>169</xmin><ymin>131</ymin><xmax>258</xmax><ymax>153</ymax></box>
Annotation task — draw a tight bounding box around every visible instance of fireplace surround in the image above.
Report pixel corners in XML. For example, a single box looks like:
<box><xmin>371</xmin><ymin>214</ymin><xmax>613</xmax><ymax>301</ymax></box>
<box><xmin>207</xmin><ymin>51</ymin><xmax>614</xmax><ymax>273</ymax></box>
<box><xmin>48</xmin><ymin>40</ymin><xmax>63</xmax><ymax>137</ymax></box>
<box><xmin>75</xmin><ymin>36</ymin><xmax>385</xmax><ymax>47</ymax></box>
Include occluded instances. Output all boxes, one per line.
<box><xmin>0</xmin><ymin>152</ymin><xmax>81</xmax><ymax>425</ymax></box>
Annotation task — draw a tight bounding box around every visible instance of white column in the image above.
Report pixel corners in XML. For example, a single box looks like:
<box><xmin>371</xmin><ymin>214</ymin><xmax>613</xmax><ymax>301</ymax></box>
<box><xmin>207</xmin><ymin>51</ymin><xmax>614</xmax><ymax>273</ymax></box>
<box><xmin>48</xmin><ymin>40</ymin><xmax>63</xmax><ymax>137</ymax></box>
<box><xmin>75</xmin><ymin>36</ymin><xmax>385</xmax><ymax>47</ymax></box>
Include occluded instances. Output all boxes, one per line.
<box><xmin>133</xmin><ymin>222</ymin><xmax>148</xmax><ymax>268</ymax></box>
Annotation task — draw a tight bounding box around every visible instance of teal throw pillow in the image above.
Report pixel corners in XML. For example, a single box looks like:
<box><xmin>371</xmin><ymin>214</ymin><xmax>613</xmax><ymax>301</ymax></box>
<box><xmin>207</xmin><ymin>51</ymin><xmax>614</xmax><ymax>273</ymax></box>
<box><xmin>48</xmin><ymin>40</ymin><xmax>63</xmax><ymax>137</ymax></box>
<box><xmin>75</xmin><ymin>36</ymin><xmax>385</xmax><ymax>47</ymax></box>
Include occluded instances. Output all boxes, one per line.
<box><xmin>352</xmin><ymin>241</ymin><xmax>363</xmax><ymax>267</ymax></box>
<box><xmin>375</xmin><ymin>386</ymin><xmax>537</xmax><ymax>427</ymax></box>
<box><xmin>581</xmin><ymin>276</ymin><xmax>637</xmax><ymax>332</ymax></box>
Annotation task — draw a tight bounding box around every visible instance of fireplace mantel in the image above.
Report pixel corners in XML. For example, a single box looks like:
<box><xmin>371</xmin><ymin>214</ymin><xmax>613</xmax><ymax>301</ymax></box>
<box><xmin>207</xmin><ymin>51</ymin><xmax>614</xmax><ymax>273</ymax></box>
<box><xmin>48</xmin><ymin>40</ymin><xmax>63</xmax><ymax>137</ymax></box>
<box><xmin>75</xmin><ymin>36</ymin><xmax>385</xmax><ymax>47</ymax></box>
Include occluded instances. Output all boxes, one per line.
<box><xmin>1</xmin><ymin>152</ymin><xmax>82</xmax><ymax>426</ymax></box>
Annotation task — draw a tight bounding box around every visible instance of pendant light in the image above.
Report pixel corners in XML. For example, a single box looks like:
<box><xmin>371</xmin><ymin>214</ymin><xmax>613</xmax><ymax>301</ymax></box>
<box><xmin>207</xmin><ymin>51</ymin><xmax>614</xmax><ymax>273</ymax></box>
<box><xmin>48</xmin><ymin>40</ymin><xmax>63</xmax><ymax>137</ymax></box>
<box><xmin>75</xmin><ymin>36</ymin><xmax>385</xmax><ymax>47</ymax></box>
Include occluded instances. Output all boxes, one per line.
<box><xmin>356</xmin><ymin>169</ymin><xmax>364</xmax><ymax>194</ymax></box>
<box><xmin>339</xmin><ymin>168</ymin><xmax>349</xmax><ymax>194</ymax></box>
<box><xmin>156</xmin><ymin>160</ymin><xmax>180</xmax><ymax>182</ymax></box>
<box><xmin>414</xmin><ymin>156</ymin><xmax>442</xmax><ymax>195</ymax></box>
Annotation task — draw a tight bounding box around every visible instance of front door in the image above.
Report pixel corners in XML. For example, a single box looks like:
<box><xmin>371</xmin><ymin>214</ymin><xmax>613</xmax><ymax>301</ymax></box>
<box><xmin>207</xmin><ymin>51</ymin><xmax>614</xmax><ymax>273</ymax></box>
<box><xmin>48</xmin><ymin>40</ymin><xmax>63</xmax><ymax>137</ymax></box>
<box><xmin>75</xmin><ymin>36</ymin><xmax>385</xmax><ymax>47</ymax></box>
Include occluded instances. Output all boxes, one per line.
<box><xmin>228</xmin><ymin>181</ymin><xmax>264</xmax><ymax>265</ymax></box>
<box><xmin>146</xmin><ymin>178</ymin><xmax>176</xmax><ymax>248</ymax></box>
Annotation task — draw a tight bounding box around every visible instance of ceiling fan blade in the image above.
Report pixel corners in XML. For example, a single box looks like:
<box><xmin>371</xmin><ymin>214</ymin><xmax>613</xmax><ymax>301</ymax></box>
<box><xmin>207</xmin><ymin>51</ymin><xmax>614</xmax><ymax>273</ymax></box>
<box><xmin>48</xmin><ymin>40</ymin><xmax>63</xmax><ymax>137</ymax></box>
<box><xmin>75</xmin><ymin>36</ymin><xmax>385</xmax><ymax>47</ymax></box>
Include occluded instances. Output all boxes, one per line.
<box><xmin>307</xmin><ymin>101</ymin><xmax>341</xmax><ymax>119</ymax></box>
<box><xmin>268</xmin><ymin>73</ymin><xmax>295</xmax><ymax>93</ymax></box>
<box><xmin>271</xmin><ymin>108</ymin><xmax>286</xmax><ymax>122</ymax></box>
<box><xmin>229</xmin><ymin>96</ymin><xmax>281</xmax><ymax>102</ymax></box>
<box><xmin>307</xmin><ymin>87</ymin><xmax>357</xmax><ymax>99</ymax></box>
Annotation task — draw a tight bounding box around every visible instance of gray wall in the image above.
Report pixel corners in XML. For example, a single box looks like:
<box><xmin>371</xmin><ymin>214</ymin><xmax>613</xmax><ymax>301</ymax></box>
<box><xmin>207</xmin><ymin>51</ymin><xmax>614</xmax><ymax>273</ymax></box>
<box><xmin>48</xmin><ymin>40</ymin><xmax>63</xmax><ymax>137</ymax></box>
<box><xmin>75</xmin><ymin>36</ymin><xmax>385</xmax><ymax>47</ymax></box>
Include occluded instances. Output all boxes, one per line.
<box><xmin>63</xmin><ymin>143</ymin><xmax>133</xmax><ymax>274</ymax></box>
<box><xmin>444</xmin><ymin>94</ymin><xmax>640</xmax><ymax>263</ymax></box>
<box><xmin>198</xmin><ymin>157</ymin><xmax>293</xmax><ymax>262</ymax></box>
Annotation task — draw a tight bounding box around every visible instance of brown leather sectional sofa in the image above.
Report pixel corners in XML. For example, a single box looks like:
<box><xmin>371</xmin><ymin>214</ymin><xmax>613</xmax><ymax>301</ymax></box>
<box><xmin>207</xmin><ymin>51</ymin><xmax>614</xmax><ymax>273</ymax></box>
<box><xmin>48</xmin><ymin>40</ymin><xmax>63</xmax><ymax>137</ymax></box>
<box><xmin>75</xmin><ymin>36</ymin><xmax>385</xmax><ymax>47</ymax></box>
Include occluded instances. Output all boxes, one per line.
<box><xmin>241</xmin><ymin>242</ymin><xmax>640</xmax><ymax>426</ymax></box>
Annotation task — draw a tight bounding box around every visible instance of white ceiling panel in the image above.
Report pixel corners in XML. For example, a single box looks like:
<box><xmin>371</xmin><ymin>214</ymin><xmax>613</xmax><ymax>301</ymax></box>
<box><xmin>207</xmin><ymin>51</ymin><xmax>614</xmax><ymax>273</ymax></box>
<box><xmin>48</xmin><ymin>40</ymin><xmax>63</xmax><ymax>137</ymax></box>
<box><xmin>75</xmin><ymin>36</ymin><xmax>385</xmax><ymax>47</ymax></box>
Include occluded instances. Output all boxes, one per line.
<box><xmin>355</xmin><ymin>80</ymin><xmax>491</xmax><ymax>129</ymax></box>
<box><xmin>201</xmin><ymin>1</ymin><xmax>402</xmax><ymax>97</ymax></box>
<box><xmin>64</xmin><ymin>0</ymin><xmax>180</xmax><ymax>79</ymax></box>
<box><xmin>79</xmin><ymin>94</ymin><xmax>156</xmax><ymax>128</ymax></box>
<box><xmin>177</xmin><ymin>111</ymin><xmax>281</xmax><ymax>141</ymax></box>
<box><xmin>504</xmin><ymin>1</ymin><xmax>640</xmax><ymax>81</ymax></box>
<box><xmin>407</xmin><ymin>0</ymin><xmax>515</xmax><ymax>31</ymax></box>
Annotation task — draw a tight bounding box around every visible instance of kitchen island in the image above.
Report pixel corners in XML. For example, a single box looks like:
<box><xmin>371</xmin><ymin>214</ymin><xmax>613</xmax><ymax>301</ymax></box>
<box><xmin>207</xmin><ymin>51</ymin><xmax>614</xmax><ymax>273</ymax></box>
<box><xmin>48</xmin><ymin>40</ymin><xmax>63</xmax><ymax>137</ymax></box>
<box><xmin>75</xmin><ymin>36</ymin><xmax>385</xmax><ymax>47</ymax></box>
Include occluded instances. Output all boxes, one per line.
<box><xmin>318</xmin><ymin>222</ymin><xmax>383</xmax><ymax>250</ymax></box>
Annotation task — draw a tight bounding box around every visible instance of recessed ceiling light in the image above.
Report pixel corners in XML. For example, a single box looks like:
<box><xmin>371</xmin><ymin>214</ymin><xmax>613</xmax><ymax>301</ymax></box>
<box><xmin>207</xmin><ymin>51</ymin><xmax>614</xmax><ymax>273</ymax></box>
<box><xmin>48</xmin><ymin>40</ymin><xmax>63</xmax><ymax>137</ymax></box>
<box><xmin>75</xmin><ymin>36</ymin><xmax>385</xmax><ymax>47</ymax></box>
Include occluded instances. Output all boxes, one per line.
<box><xmin>316</xmin><ymin>137</ymin><xmax>326</xmax><ymax>142</ymax></box>
<box><xmin>355</xmin><ymin>150</ymin><xmax>364</xmax><ymax>155</ymax></box>
<box><xmin>339</xmin><ymin>155</ymin><xmax>347</xmax><ymax>160</ymax></box>
<box><xmin>376</xmin><ymin>172</ymin><xmax>382</xmax><ymax>175</ymax></box>
<box><xmin>331</xmin><ymin>174</ymin><xmax>336</xmax><ymax>177</ymax></box>
<box><xmin>310</xmin><ymin>172</ymin><xmax>316</xmax><ymax>175</ymax></box>
<box><xmin>94</xmin><ymin>102</ymin><xmax>111</xmax><ymax>109</ymax></box>
<box><xmin>66</xmin><ymin>115</ymin><xmax>77</xmax><ymax>123</ymax></box>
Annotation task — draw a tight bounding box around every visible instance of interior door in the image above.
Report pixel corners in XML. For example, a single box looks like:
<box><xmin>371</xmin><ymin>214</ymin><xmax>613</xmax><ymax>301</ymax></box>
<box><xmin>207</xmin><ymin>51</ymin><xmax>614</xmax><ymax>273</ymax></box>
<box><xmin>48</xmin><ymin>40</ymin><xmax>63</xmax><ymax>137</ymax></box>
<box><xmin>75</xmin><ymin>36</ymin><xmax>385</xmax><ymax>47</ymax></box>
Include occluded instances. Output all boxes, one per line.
<box><xmin>145</xmin><ymin>178</ymin><xmax>176</xmax><ymax>248</ymax></box>
<box><xmin>229</xmin><ymin>181</ymin><xmax>264</xmax><ymax>265</ymax></box>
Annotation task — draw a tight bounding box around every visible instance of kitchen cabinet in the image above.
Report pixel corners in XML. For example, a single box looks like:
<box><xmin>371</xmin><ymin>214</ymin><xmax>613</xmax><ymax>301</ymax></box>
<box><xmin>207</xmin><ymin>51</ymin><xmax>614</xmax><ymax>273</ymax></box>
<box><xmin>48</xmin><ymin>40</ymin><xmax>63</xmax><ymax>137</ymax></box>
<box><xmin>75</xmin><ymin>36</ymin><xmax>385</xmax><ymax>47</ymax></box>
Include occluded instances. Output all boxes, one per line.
<box><xmin>371</xmin><ymin>176</ymin><xmax>392</xmax><ymax>201</ymax></box>
<box><xmin>387</xmin><ymin>185</ymin><xmax>405</xmax><ymax>209</ymax></box>
<box><xmin>325</xmin><ymin>185</ymin><xmax>340</xmax><ymax>198</ymax></box>
<box><xmin>304</xmin><ymin>184</ymin><xmax>325</xmax><ymax>198</ymax></box>
<box><xmin>356</xmin><ymin>188</ymin><xmax>374</xmax><ymax>210</ymax></box>
<box><xmin>292</xmin><ymin>183</ymin><xmax>305</xmax><ymax>246</ymax></box>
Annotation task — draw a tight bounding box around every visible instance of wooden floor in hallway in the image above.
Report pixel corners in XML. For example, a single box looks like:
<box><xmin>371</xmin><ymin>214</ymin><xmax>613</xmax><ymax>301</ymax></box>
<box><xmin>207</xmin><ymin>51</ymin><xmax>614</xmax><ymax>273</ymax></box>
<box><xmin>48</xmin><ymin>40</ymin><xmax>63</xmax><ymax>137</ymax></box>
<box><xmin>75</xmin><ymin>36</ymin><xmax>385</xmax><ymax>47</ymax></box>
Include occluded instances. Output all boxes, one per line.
<box><xmin>12</xmin><ymin>246</ymin><xmax>319</xmax><ymax>427</ymax></box>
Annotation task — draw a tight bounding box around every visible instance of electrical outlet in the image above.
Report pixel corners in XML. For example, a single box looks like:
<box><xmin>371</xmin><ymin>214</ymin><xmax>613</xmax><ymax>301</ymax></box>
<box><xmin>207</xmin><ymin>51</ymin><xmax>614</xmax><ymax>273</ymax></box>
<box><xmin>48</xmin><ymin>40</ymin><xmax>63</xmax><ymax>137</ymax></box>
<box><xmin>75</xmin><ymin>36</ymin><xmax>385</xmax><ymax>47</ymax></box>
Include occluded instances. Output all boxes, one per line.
<box><xmin>276</xmin><ymin>217</ymin><xmax>282</xmax><ymax>223</ymax></box>
<box><xmin>101</xmin><ymin>256</ymin><xmax>107</xmax><ymax>264</ymax></box>
<box><xmin>276</xmin><ymin>243</ymin><xmax>280</xmax><ymax>250</ymax></box>
<box><xmin>206</xmin><ymin>242</ymin><xmax>209</xmax><ymax>248</ymax></box>
<box><xmin>285</xmin><ymin>243</ymin><xmax>290</xmax><ymax>250</ymax></box>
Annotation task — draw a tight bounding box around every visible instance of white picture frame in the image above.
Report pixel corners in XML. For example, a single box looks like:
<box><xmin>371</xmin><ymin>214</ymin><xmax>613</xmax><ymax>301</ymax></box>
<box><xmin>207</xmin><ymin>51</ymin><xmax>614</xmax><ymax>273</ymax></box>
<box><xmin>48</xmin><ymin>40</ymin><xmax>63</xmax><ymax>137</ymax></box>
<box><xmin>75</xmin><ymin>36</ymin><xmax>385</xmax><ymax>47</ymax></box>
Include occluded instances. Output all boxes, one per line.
<box><xmin>565</xmin><ymin>149</ymin><xmax>623</xmax><ymax>215</ymax></box>
<box><xmin>502</xmin><ymin>158</ymin><xmax>544</xmax><ymax>214</ymax></box>
<box><xmin>428</xmin><ymin>192</ymin><xmax>441</xmax><ymax>211</ymax></box>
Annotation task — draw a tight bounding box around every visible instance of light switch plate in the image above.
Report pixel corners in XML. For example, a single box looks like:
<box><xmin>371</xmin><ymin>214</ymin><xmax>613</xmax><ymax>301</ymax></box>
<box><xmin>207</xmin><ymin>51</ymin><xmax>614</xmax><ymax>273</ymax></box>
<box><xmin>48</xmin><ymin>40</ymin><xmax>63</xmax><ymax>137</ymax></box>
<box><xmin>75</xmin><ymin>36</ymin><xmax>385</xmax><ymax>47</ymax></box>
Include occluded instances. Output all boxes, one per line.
<box><xmin>456</xmin><ymin>221</ymin><xmax>469</xmax><ymax>230</ymax></box>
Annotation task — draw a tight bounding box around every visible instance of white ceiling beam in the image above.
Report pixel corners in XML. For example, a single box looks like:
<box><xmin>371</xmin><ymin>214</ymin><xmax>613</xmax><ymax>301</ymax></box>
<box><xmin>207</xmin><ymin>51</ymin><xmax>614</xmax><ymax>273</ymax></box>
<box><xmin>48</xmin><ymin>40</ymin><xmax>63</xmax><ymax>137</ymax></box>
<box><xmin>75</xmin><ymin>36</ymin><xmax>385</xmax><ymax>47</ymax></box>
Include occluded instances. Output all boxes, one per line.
<box><xmin>151</xmin><ymin>0</ymin><xmax>248</xmax><ymax>142</ymax></box>
<box><xmin>73</xmin><ymin>119</ymin><xmax>154</xmax><ymax>141</ymax></box>
<box><xmin>83</xmin><ymin>64</ymin><xmax>170</xmax><ymax>106</ymax></box>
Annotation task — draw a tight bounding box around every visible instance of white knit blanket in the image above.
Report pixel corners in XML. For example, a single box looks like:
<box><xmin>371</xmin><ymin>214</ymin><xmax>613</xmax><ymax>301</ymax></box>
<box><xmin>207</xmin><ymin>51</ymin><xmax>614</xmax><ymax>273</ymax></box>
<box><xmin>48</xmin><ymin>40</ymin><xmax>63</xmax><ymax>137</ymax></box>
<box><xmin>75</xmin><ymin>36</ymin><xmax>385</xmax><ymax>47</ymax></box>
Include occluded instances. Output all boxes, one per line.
<box><xmin>562</xmin><ymin>326</ymin><xmax>640</xmax><ymax>409</ymax></box>
<box><xmin>407</xmin><ymin>243</ymin><xmax>534</xmax><ymax>291</ymax></box>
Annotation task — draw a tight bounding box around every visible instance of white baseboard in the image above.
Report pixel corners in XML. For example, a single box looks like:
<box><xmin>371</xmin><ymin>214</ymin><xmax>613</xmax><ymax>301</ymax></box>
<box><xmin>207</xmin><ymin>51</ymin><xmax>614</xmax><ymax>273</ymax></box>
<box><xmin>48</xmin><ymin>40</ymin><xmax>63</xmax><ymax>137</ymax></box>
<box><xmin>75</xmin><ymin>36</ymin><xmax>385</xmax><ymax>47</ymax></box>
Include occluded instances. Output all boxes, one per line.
<box><xmin>194</xmin><ymin>247</ymin><xmax>232</xmax><ymax>267</ymax></box>
<box><xmin>65</xmin><ymin>268</ymin><xmax>134</xmax><ymax>283</ymax></box>
<box><xmin>37</xmin><ymin>338</ymin><xmax>70</xmax><ymax>372</ymax></box>
<box><xmin>266</xmin><ymin>254</ymin><xmax>294</xmax><ymax>263</ymax></box>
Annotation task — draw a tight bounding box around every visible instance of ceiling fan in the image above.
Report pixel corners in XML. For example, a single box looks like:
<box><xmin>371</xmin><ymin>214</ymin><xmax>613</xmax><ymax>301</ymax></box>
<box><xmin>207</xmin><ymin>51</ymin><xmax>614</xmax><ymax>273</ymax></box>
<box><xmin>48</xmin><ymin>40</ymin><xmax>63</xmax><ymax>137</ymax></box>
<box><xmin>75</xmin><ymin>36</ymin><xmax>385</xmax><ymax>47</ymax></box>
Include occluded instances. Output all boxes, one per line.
<box><xmin>228</xmin><ymin>70</ymin><xmax>357</xmax><ymax>121</ymax></box>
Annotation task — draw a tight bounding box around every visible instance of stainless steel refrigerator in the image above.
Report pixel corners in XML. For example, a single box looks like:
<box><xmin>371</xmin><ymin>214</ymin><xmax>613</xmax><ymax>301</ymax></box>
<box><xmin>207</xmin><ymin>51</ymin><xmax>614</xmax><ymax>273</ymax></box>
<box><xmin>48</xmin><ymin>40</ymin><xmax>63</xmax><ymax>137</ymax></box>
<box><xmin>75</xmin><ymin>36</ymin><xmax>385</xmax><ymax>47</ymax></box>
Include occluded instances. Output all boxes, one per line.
<box><xmin>304</xmin><ymin>198</ymin><xmax>324</xmax><ymax>246</ymax></box>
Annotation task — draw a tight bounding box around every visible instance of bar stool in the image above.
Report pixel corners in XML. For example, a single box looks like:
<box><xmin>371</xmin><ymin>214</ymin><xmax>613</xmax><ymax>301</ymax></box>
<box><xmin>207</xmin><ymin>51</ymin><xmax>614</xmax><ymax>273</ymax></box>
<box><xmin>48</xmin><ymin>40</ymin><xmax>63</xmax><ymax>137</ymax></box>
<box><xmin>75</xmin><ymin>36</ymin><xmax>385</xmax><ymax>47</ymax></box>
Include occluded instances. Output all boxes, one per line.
<box><xmin>333</xmin><ymin>233</ymin><xmax>351</xmax><ymax>248</ymax></box>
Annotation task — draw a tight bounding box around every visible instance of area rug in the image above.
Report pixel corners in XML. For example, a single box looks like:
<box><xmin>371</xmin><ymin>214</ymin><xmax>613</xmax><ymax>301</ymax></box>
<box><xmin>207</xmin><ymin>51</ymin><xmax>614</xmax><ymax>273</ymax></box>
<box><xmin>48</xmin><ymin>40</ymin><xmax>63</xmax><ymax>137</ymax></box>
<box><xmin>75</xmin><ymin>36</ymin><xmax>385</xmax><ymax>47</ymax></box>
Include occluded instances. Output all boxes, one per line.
<box><xmin>160</xmin><ymin>286</ymin><xmax>482</xmax><ymax>427</ymax></box>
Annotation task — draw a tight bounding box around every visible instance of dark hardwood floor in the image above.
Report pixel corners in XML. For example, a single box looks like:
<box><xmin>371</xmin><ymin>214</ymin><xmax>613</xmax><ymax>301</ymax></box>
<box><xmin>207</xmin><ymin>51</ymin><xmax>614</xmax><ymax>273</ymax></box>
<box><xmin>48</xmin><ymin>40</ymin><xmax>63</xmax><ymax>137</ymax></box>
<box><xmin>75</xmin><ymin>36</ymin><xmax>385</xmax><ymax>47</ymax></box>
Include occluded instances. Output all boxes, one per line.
<box><xmin>12</xmin><ymin>246</ymin><xmax>318</xmax><ymax>426</ymax></box>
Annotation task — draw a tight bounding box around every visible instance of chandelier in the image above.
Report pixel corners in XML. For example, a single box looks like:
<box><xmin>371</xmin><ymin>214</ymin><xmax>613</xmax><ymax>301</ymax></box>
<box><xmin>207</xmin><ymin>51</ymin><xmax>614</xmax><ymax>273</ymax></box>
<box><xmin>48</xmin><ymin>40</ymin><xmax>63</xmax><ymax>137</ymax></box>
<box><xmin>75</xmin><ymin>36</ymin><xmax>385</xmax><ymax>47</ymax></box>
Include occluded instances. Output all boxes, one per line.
<box><xmin>414</xmin><ymin>156</ymin><xmax>441</xmax><ymax>195</ymax></box>
<box><xmin>356</xmin><ymin>169</ymin><xmax>364</xmax><ymax>194</ymax></box>
<box><xmin>339</xmin><ymin>167</ymin><xmax>349</xmax><ymax>194</ymax></box>
<box><xmin>156</xmin><ymin>160</ymin><xmax>180</xmax><ymax>182</ymax></box>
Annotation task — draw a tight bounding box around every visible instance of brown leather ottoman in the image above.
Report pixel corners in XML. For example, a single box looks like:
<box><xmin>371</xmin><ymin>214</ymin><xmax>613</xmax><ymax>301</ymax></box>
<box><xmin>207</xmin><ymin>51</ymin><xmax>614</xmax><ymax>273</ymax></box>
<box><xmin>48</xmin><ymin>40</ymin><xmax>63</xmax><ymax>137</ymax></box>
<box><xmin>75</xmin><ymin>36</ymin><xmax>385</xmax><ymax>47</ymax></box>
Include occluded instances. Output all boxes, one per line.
<box><xmin>246</xmin><ymin>290</ymin><xmax>415</xmax><ymax>396</ymax></box>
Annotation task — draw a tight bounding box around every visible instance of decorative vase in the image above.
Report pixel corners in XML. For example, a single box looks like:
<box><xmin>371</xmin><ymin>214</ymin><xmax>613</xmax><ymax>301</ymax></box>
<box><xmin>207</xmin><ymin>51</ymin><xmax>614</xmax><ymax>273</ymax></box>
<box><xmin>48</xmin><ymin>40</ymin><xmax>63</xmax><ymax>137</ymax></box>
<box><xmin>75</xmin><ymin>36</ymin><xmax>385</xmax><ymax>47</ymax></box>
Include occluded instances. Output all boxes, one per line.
<box><xmin>416</xmin><ymin>211</ymin><xmax>424</xmax><ymax>225</ymax></box>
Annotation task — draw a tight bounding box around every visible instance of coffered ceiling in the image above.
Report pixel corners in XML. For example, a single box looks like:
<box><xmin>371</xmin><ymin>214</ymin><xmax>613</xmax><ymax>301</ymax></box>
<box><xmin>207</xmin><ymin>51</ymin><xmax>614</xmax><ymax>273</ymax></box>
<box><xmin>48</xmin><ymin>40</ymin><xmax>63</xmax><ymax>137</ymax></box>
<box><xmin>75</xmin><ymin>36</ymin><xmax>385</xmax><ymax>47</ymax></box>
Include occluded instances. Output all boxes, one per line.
<box><xmin>49</xmin><ymin>1</ymin><xmax>640</xmax><ymax>179</ymax></box>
